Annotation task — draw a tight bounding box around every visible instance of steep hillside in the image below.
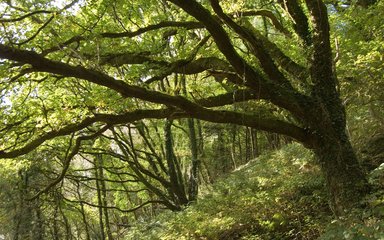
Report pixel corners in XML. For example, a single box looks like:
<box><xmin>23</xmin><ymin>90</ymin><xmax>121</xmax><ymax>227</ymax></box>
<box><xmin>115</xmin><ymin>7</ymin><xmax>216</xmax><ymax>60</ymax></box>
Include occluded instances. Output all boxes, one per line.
<box><xmin>125</xmin><ymin>143</ymin><xmax>384</xmax><ymax>239</ymax></box>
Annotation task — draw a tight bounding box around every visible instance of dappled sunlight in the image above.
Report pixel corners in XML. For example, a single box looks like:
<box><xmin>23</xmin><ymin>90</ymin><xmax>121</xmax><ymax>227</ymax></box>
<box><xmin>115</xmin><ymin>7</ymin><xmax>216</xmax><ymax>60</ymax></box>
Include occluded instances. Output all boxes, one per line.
<box><xmin>124</xmin><ymin>143</ymin><xmax>331</xmax><ymax>239</ymax></box>
<box><xmin>0</xmin><ymin>0</ymin><xmax>383</xmax><ymax>239</ymax></box>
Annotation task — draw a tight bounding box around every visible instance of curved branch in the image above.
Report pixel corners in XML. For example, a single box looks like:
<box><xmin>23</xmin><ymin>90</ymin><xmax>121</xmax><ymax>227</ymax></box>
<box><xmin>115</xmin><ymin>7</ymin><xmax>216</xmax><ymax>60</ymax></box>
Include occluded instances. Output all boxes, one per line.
<box><xmin>167</xmin><ymin>0</ymin><xmax>306</xmax><ymax>118</ymax></box>
<box><xmin>63</xmin><ymin>196</ymin><xmax>166</xmax><ymax>213</ymax></box>
<box><xmin>29</xmin><ymin>125</ymin><xmax>110</xmax><ymax>201</ymax></box>
<box><xmin>103</xmin><ymin>55</ymin><xmax>233</xmax><ymax>84</ymax></box>
<box><xmin>17</xmin><ymin>15</ymin><xmax>54</xmax><ymax>46</ymax></box>
<box><xmin>0</xmin><ymin>10</ymin><xmax>52</xmax><ymax>23</ymax></box>
<box><xmin>305</xmin><ymin>0</ymin><xmax>335</xmax><ymax>87</ymax></box>
<box><xmin>195</xmin><ymin>89</ymin><xmax>259</xmax><ymax>107</ymax></box>
<box><xmin>0</xmin><ymin>116</ymin><xmax>99</xmax><ymax>159</ymax></box>
<box><xmin>188</xmin><ymin>108</ymin><xmax>313</xmax><ymax>146</ymax></box>
<box><xmin>238</xmin><ymin>10</ymin><xmax>291</xmax><ymax>37</ymax></box>
<box><xmin>304</xmin><ymin>0</ymin><xmax>344</xmax><ymax>129</ymax></box>
<box><xmin>280</xmin><ymin>0</ymin><xmax>312</xmax><ymax>45</ymax></box>
<box><xmin>240</xmin><ymin>20</ymin><xmax>309</xmax><ymax>80</ymax></box>
<box><xmin>41</xmin><ymin>21</ymin><xmax>204</xmax><ymax>55</ymax></box>
<box><xmin>112</xmin><ymin>133</ymin><xmax>180</xmax><ymax>210</ymax></box>
<box><xmin>99</xmin><ymin>51</ymin><xmax>164</xmax><ymax>66</ymax></box>
<box><xmin>100</xmin><ymin>35</ymin><xmax>212</xmax><ymax>84</ymax></box>
<box><xmin>0</xmin><ymin>44</ymin><xmax>312</xmax><ymax>145</ymax></box>
<box><xmin>210</xmin><ymin>0</ymin><xmax>290</xmax><ymax>86</ymax></box>
<box><xmin>101</xmin><ymin>43</ymin><xmax>223</xmax><ymax>73</ymax></box>
<box><xmin>101</xmin><ymin>21</ymin><xmax>204</xmax><ymax>38</ymax></box>
<box><xmin>0</xmin><ymin>109</ymin><xmax>173</xmax><ymax>159</ymax></box>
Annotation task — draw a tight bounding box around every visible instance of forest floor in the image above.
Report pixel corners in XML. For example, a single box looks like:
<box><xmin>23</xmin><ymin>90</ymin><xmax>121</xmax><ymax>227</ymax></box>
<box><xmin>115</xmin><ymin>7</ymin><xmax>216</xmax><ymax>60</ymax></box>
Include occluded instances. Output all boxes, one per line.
<box><xmin>126</xmin><ymin>143</ymin><xmax>384</xmax><ymax>240</ymax></box>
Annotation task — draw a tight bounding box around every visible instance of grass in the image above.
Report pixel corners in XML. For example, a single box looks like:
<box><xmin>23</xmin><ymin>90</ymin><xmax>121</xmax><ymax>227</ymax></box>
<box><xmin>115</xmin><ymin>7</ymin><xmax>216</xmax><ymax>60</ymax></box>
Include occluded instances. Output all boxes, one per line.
<box><xmin>124</xmin><ymin>143</ymin><xmax>384</xmax><ymax>240</ymax></box>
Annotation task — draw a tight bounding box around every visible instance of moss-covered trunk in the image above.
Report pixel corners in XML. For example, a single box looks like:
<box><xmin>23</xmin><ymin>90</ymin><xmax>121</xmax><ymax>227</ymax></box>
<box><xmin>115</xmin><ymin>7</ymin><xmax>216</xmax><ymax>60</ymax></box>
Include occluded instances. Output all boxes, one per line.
<box><xmin>312</xmin><ymin>130</ymin><xmax>369</xmax><ymax>216</ymax></box>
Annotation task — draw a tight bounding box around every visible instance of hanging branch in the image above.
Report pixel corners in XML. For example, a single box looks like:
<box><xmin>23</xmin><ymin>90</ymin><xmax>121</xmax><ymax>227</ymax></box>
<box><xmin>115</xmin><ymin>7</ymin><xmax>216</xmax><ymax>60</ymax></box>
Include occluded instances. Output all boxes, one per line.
<box><xmin>28</xmin><ymin>125</ymin><xmax>110</xmax><ymax>201</ymax></box>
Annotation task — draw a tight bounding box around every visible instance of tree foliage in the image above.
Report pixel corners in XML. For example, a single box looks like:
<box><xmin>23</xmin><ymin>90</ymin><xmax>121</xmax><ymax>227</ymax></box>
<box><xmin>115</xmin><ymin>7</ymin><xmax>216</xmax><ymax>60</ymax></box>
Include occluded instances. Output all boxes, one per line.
<box><xmin>0</xmin><ymin>0</ymin><xmax>382</xmax><ymax>239</ymax></box>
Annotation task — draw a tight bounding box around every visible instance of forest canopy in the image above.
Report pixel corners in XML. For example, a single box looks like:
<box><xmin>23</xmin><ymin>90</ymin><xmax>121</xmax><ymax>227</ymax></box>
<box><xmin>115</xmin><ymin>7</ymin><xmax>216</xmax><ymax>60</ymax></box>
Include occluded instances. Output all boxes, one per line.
<box><xmin>0</xmin><ymin>0</ymin><xmax>383</xmax><ymax>239</ymax></box>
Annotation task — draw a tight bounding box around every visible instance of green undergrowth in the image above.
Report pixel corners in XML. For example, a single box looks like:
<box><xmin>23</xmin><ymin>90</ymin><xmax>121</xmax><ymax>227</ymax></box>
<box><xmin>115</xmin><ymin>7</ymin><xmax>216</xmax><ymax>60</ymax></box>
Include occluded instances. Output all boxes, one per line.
<box><xmin>125</xmin><ymin>143</ymin><xmax>384</xmax><ymax>240</ymax></box>
<box><xmin>319</xmin><ymin>163</ymin><xmax>384</xmax><ymax>240</ymax></box>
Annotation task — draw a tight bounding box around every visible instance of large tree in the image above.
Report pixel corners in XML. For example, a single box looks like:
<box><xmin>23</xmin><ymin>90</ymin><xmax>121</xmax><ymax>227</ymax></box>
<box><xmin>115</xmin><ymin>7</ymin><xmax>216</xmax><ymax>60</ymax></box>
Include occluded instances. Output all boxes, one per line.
<box><xmin>0</xmin><ymin>0</ymin><xmax>370</xmax><ymax>215</ymax></box>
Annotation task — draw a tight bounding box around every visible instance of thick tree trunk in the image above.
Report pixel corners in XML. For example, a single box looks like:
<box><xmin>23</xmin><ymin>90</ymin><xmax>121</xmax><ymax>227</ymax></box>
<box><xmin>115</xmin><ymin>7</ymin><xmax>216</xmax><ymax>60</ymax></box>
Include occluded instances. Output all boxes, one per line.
<box><xmin>299</xmin><ymin>0</ymin><xmax>370</xmax><ymax>215</ymax></box>
<box><xmin>305</xmin><ymin>85</ymin><xmax>369</xmax><ymax>215</ymax></box>
<box><xmin>312</xmin><ymin>131</ymin><xmax>369</xmax><ymax>216</ymax></box>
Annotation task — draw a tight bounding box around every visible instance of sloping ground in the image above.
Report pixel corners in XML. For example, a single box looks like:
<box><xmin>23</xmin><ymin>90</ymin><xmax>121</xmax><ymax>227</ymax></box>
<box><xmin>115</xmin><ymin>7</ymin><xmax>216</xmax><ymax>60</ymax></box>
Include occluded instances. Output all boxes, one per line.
<box><xmin>125</xmin><ymin>143</ymin><xmax>384</xmax><ymax>240</ymax></box>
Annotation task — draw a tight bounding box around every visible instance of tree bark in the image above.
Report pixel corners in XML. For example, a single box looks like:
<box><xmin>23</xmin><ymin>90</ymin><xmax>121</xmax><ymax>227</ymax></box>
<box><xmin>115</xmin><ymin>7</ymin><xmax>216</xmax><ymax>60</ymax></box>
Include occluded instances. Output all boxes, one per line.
<box><xmin>181</xmin><ymin>76</ymin><xmax>200</xmax><ymax>201</ymax></box>
<box><xmin>230</xmin><ymin>125</ymin><xmax>238</xmax><ymax>168</ymax></box>
<box><xmin>187</xmin><ymin>118</ymin><xmax>199</xmax><ymax>201</ymax></box>
<box><xmin>52</xmin><ymin>202</ymin><xmax>60</xmax><ymax>240</ymax></box>
<box><xmin>245</xmin><ymin>127</ymin><xmax>251</xmax><ymax>162</ymax></box>
<box><xmin>33</xmin><ymin>201</ymin><xmax>44</xmax><ymax>240</ymax></box>
<box><xmin>312</xmin><ymin>129</ymin><xmax>369</xmax><ymax>215</ymax></box>
<box><xmin>164</xmin><ymin>120</ymin><xmax>188</xmax><ymax>206</ymax></box>
<box><xmin>58</xmin><ymin>197</ymin><xmax>71</xmax><ymax>240</ymax></box>
<box><xmin>0</xmin><ymin>0</ymin><xmax>372</xmax><ymax>217</ymax></box>
<box><xmin>97</xmin><ymin>155</ymin><xmax>114</xmax><ymax>240</ymax></box>
<box><xmin>75</xmin><ymin>182</ymin><xmax>91</xmax><ymax>240</ymax></box>
<box><xmin>250</xmin><ymin>129</ymin><xmax>259</xmax><ymax>159</ymax></box>
<box><xmin>94</xmin><ymin>158</ymin><xmax>106</xmax><ymax>240</ymax></box>
<box><xmin>303</xmin><ymin>0</ymin><xmax>369</xmax><ymax>215</ymax></box>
